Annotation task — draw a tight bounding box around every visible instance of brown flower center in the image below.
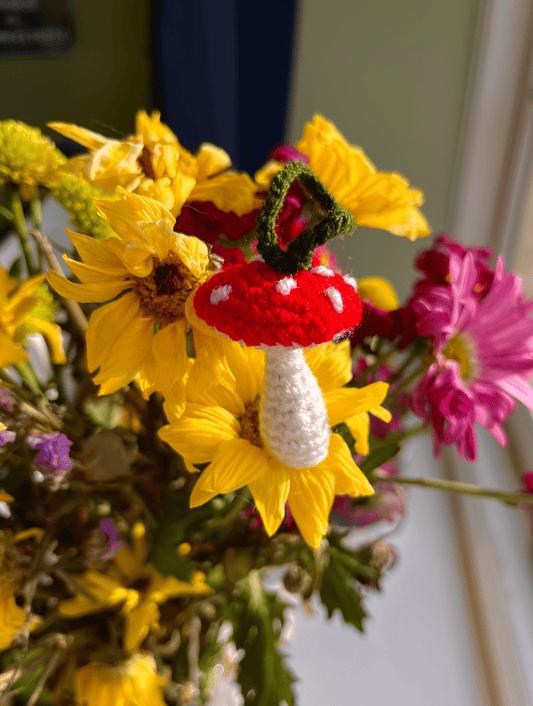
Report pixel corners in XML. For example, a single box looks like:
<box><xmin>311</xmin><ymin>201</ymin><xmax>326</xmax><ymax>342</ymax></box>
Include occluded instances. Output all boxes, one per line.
<box><xmin>137</xmin><ymin>145</ymin><xmax>156</xmax><ymax>180</ymax></box>
<box><xmin>239</xmin><ymin>401</ymin><xmax>262</xmax><ymax>449</ymax></box>
<box><xmin>134</xmin><ymin>252</ymin><xmax>198</xmax><ymax>323</ymax></box>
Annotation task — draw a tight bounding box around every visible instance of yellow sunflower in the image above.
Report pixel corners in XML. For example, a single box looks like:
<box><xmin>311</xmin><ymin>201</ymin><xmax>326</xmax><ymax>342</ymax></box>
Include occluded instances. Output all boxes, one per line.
<box><xmin>48</xmin><ymin>110</ymin><xmax>258</xmax><ymax>217</ymax></box>
<box><xmin>0</xmin><ymin>266</ymin><xmax>65</xmax><ymax>368</ymax></box>
<box><xmin>74</xmin><ymin>653</ymin><xmax>167</xmax><ymax>706</ymax></box>
<box><xmin>0</xmin><ymin>120</ymin><xmax>66</xmax><ymax>200</ymax></box>
<box><xmin>159</xmin><ymin>339</ymin><xmax>391</xmax><ymax>548</ymax></box>
<box><xmin>47</xmin><ymin>189</ymin><xmax>211</xmax><ymax>397</ymax></box>
<box><xmin>255</xmin><ymin>114</ymin><xmax>430</xmax><ymax>241</ymax></box>
<box><xmin>59</xmin><ymin>523</ymin><xmax>212</xmax><ymax>655</ymax></box>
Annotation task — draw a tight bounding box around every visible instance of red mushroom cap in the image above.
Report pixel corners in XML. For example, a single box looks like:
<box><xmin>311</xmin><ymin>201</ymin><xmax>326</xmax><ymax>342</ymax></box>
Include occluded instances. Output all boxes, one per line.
<box><xmin>193</xmin><ymin>260</ymin><xmax>362</xmax><ymax>348</ymax></box>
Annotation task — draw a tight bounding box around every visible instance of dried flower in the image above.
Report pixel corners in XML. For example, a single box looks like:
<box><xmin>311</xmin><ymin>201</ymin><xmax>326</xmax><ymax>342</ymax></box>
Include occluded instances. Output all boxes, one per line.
<box><xmin>28</xmin><ymin>432</ymin><xmax>73</xmax><ymax>479</ymax></box>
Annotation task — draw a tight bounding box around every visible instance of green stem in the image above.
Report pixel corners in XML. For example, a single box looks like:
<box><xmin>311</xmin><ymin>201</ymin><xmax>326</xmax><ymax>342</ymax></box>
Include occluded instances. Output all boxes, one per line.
<box><xmin>30</xmin><ymin>228</ymin><xmax>88</xmax><ymax>335</ymax></box>
<box><xmin>7</xmin><ymin>185</ymin><xmax>38</xmax><ymax>275</ymax></box>
<box><xmin>29</xmin><ymin>199</ymin><xmax>42</xmax><ymax>269</ymax></box>
<box><xmin>387</xmin><ymin>347</ymin><xmax>420</xmax><ymax>385</ymax></box>
<box><xmin>14</xmin><ymin>361</ymin><xmax>43</xmax><ymax>395</ymax></box>
<box><xmin>29</xmin><ymin>199</ymin><xmax>41</xmax><ymax>229</ymax></box>
<box><xmin>393</xmin><ymin>476</ymin><xmax>533</xmax><ymax>506</ymax></box>
<box><xmin>386</xmin><ymin>364</ymin><xmax>428</xmax><ymax>403</ymax></box>
<box><xmin>0</xmin><ymin>368</ymin><xmax>31</xmax><ymax>400</ymax></box>
<box><xmin>0</xmin><ymin>368</ymin><xmax>62</xmax><ymax>429</ymax></box>
<box><xmin>401</xmin><ymin>425</ymin><xmax>426</xmax><ymax>440</ymax></box>
<box><xmin>125</xmin><ymin>486</ymin><xmax>158</xmax><ymax>530</ymax></box>
<box><xmin>205</xmin><ymin>489</ymin><xmax>252</xmax><ymax>536</ymax></box>
<box><xmin>0</xmin><ymin>205</ymin><xmax>14</xmax><ymax>222</ymax></box>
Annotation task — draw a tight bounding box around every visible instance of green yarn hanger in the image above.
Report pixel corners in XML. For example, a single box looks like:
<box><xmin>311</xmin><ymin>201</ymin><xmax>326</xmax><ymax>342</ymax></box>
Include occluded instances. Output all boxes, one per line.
<box><xmin>255</xmin><ymin>161</ymin><xmax>356</xmax><ymax>274</ymax></box>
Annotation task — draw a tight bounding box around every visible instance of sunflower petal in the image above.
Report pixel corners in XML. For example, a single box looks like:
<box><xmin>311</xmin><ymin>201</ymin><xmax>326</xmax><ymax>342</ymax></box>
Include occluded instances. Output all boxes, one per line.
<box><xmin>0</xmin><ymin>330</ymin><xmax>26</xmax><ymax>367</ymax></box>
<box><xmin>67</xmin><ymin>229</ymin><xmax>127</xmax><ymax>271</ymax></box>
<box><xmin>47</xmin><ymin>122</ymin><xmax>109</xmax><ymax>151</ymax></box>
<box><xmin>158</xmin><ymin>406</ymin><xmax>240</xmax><ymax>464</ymax></box>
<box><xmin>123</xmin><ymin>601</ymin><xmax>160</xmax><ymax>654</ymax></box>
<box><xmin>94</xmin><ymin>189</ymin><xmax>175</xmax><ymax>242</ymax></box>
<box><xmin>92</xmin><ymin>316</ymin><xmax>155</xmax><ymax>395</ymax></box>
<box><xmin>345</xmin><ymin>413</ymin><xmax>370</xmax><ymax>455</ymax></box>
<box><xmin>191</xmin><ymin>438</ymin><xmax>268</xmax><ymax>495</ymax></box>
<box><xmin>326</xmin><ymin>381</ymin><xmax>389</xmax><ymax>427</ymax></box>
<box><xmin>136</xmin><ymin>319</ymin><xmax>188</xmax><ymax>397</ymax></box>
<box><xmin>288</xmin><ymin>466</ymin><xmax>335</xmax><ymax>549</ymax></box>
<box><xmin>25</xmin><ymin>318</ymin><xmax>66</xmax><ymax>364</ymax></box>
<box><xmin>305</xmin><ymin>340</ymin><xmax>352</xmax><ymax>394</ymax></box>
<box><xmin>327</xmin><ymin>433</ymin><xmax>374</xmax><ymax>496</ymax></box>
<box><xmin>47</xmin><ymin>269</ymin><xmax>131</xmax><ymax>303</ymax></box>
<box><xmin>248</xmin><ymin>461</ymin><xmax>290</xmax><ymax>536</ymax></box>
<box><xmin>63</xmin><ymin>256</ymin><xmax>128</xmax><ymax>284</ymax></box>
<box><xmin>86</xmin><ymin>291</ymin><xmax>141</xmax><ymax>373</ymax></box>
<box><xmin>189</xmin><ymin>172</ymin><xmax>258</xmax><ymax>216</ymax></box>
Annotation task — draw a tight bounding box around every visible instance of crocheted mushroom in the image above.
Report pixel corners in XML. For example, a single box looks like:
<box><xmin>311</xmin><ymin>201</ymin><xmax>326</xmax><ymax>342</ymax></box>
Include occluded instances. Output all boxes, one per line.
<box><xmin>193</xmin><ymin>162</ymin><xmax>362</xmax><ymax>469</ymax></box>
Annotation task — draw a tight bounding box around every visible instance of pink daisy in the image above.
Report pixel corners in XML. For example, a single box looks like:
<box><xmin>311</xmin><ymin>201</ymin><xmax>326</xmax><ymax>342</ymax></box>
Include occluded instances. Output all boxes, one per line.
<box><xmin>410</xmin><ymin>252</ymin><xmax>533</xmax><ymax>461</ymax></box>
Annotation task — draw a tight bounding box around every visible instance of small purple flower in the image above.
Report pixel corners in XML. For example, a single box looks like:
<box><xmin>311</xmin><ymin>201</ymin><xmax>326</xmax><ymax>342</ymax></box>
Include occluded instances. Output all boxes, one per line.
<box><xmin>0</xmin><ymin>387</ymin><xmax>15</xmax><ymax>413</ymax></box>
<box><xmin>0</xmin><ymin>428</ymin><xmax>15</xmax><ymax>446</ymax></box>
<box><xmin>30</xmin><ymin>433</ymin><xmax>73</xmax><ymax>478</ymax></box>
<box><xmin>98</xmin><ymin>518</ymin><xmax>123</xmax><ymax>560</ymax></box>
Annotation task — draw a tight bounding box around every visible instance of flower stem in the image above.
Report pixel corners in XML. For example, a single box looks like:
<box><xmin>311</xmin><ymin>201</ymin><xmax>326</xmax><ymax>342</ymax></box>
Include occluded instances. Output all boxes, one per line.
<box><xmin>14</xmin><ymin>361</ymin><xmax>43</xmax><ymax>395</ymax></box>
<box><xmin>7</xmin><ymin>185</ymin><xmax>38</xmax><ymax>275</ymax></box>
<box><xmin>386</xmin><ymin>364</ymin><xmax>428</xmax><ymax>403</ymax></box>
<box><xmin>393</xmin><ymin>476</ymin><xmax>533</xmax><ymax>506</ymax></box>
<box><xmin>29</xmin><ymin>199</ymin><xmax>43</xmax><ymax>269</ymax></box>
<box><xmin>30</xmin><ymin>228</ymin><xmax>88</xmax><ymax>334</ymax></box>
<box><xmin>387</xmin><ymin>347</ymin><xmax>420</xmax><ymax>385</ymax></box>
<box><xmin>206</xmin><ymin>489</ymin><xmax>253</xmax><ymax>536</ymax></box>
<box><xmin>0</xmin><ymin>369</ymin><xmax>62</xmax><ymax>429</ymax></box>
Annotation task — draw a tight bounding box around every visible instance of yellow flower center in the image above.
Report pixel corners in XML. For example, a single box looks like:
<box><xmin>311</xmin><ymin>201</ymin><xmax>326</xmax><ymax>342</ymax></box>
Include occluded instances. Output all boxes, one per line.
<box><xmin>442</xmin><ymin>333</ymin><xmax>478</xmax><ymax>381</ymax></box>
<box><xmin>135</xmin><ymin>253</ymin><xmax>199</xmax><ymax>323</ymax></box>
<box><xmin>239</xmin><ymin>402</ymin><xmax>262</xmax><ymax>449</ymax></box>
<box><xmin>137</xmin><ymin>146</ymin><xmax>156</xmax><ymax>180</ymax></box>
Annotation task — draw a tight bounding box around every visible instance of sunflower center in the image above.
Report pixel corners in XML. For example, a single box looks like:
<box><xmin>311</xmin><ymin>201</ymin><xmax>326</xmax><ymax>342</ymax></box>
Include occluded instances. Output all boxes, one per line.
<box><xmin>442</xmin><ymin>333</ymin><xmax>478</xmax><ymax>381</ymax></box>
<box><xmin>240</xmin><ymin>402</ymin><xmax>263</xmax><ymax>449</ymax></box>
<box><xmin>137</xmin><ymin>145</ymin><xmax>156</xmax><ymax>180</ymax></box>
<box><xmin>135</xmin><ymin>253</ymin><xmax>198</xmax><ymax>323</ymax></box>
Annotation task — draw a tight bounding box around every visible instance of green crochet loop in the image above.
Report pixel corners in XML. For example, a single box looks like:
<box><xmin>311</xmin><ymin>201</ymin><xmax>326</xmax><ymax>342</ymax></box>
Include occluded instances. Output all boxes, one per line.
<box><xmin>255</xmin><ymin>161</ymin><xmax>356</xmax><ymax>273</ymax></box>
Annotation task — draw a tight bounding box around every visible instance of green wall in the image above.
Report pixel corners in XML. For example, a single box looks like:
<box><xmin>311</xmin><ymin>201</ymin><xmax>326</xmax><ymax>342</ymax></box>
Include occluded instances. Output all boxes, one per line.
<box><xmin>289</xmin><ymin>0</ymin><xmax>481</xmax><ymax>300</ymax></box>
<box><xmin>0</xmin><ymin>0</ymin><xmax>151</xmax><ymax>140</ymax></box>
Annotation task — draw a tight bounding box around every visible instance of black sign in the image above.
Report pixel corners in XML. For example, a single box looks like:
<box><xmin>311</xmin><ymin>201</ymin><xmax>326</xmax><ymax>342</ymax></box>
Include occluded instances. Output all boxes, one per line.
<box><xmin>0</xmin><ymin>0</ymin><xmax>75</xmax><ymax>56</ymax></box>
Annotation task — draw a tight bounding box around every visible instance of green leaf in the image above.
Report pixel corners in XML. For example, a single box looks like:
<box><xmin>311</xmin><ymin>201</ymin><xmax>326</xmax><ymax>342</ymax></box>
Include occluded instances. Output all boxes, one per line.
<box><xmin>147</xmin><ymin>495</ymin><xmax>216</xmax><ymax>580</ymax></box>
<box><xmin>8</xmin><ymin>258</ymin><xmax>22</xmax><ymax>280</ymax></box>
<box><xmin>332</xmin><ymin>422</ymin><xmax>355</xmax><ymax>453</ymax></box>
<box><xmin>147</xmin><ymin>499</ymin><xmax>194</xmax><ymax>581</ymax></box>
<box><xmin>199</xmin><ymin>626</ymin><xmax>226</xmax><ymax>698</ymax></box>
<box><xmin>319</xmin><ymin>541</ymin><xmax>372</xmax><ymax>632</ymax></box>
<box><xmin>357</xmin><ymin>441</ymin><xmax>401</xmax><ymax>478</ymax></box>
<box><xmin>224</xmin><ymin>571</ymin><xmax>296</xmax><ymax>706</ymax></box>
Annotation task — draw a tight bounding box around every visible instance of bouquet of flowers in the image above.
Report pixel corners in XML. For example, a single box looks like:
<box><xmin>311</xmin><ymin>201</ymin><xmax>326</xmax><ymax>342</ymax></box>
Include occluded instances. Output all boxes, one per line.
<box><xmin>0</xmin><ymin>111</ymin><xmax>532</xmax><ymax>706</ymax></box>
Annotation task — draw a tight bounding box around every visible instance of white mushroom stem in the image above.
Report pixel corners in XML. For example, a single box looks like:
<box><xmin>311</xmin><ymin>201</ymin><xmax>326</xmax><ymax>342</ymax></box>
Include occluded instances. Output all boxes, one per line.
<box><xmin>260</xmin><ymin>348</ymin><xmax>330</xmax><ymax>469</ymax></box>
